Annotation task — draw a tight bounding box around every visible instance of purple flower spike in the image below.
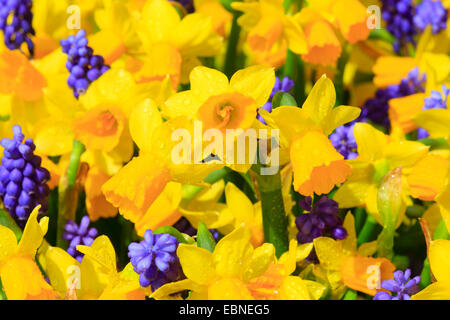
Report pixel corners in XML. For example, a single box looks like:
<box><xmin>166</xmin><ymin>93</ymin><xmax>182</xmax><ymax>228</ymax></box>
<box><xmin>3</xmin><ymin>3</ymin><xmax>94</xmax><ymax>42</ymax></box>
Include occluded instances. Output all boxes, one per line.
<box><xmin>414</xmin><ymin>0</ymin><xmax>447</xmax><ymax>34</ymax></box>
<box><xmin>0</xmin><ymin>0</ymin><xmax>35</xmax><ymax>56</ymax></box>
<box><xmin>373</xmin><ymin>269</ymin><xmax>421</xmax><ymax>300</ymax></box>
<box><xmin>381</xmin><ymin>0</ymin><xmax>416</xmax><ymax>52</ymax></box>
<box><xmin>295</xmin><ymin>196</ymin><xmax>346</xmax><ymax>244</ymax></box>
<box><xmin>0</xmin><ymin>125</ymin><xmax>50</xmax><ymax>226</ymax></box>
<box><xmin>63</xmin><ymin>216</ymin><xmax>98</xmax><ymax>263</ymax></box>
<box><xmin>128</xmin><ymin>230</ymin><xmax>184</xmax><ymax>291</ymax></box>
<box><xmin>60</xmin><ymin>30</ymin><xmax>110</xmax><ymax>98</ymax></box>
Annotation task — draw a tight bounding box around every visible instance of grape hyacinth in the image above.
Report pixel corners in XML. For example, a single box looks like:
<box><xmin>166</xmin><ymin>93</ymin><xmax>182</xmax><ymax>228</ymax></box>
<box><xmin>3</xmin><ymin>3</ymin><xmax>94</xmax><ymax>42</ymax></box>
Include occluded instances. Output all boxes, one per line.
<box><xmin>0</xmin><ymin>125</ymin><xmax>50</xmax><ymax>226</ymax></box>
<box><xmin>128</xmin><ymin>230</ymin><xmax>184</xmax><ymax>291</ymax></box>
<box><xmin>295</xmin><ymin>196</ymin><xmax>347</xmax><ymax>244</ymax></box>
<box><xmin>414</xmin><ymin>0</ymin><xmax>448</xmax><ymax>34</ymax></box>
<box><xmin>373</xmin><ymin>269</ymin><xmax>421</xmax><ymax>300</ymax></box>
<box><xmin>417</xmin><ymin>85</ymin><xmax>450</xmax><ymax>139</ymax></box>
<box><xmin>359</xmin><ymin>67</ymin><xmax>426</xmax><ymax>130</ymax></box>
<box><xmin>381</xmin><ymin>0</ymin><xmax>417</xmax><ymax>52</ymax></box>
<box><xmin>63</xmin><ymin>216</ymin><xmax>98</xmax><ymax>263</ymax></box>
<box><xmin>60</xmin><ymin>30</ymin><xmax>110</xmax><ymax>99</ymax></box>
<box><xmin>330</xmin><ymin>122</ymin><xmax>358</xmax><ymax>160</ymax></box>
<box><xmin>257</xmin><ymin>76</ymin><xmax>295</xmax><ymax>124</ymax></box>
<box><xmin>0</xmin><ymin>0</ymin><xmax>35</xmax><ymax>56</ymax></box>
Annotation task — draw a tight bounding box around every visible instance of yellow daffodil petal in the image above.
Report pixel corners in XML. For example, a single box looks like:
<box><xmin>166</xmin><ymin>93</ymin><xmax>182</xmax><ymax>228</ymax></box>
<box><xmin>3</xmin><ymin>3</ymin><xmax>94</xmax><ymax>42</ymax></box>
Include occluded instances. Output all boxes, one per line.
<box><xmin>411</xmin><ymin>281</ymin><xmax>450</xmax><ymax>300</ymax></box>
<box><xmin>333</xmin><ymin>0</ymin><xmax>370</xmax><ymax>44</ymax></box>
<box><xmin>243</xmin><ymin>243</ymin><xmax>276</xmax><ymax>282</ymax></box>
<box><xmin>353</xmin><ymin>122</ymin><xmax>387</xmax><ymax>161</ymax></box>
<box><xmin>302</xmin><ymin>20</ymin><xmax>341</xmax><ymax>66</ymax></box>
<box><xmin>413</xmin><ymin>109</ymin><xmax>450</xmax><ymax>137</ymax></box>
<box><xmin>0</xmin><ymin>255</ymin><xmax>57</xmax><ymax>300</ymax></box>
<box><xmin>385</xmin><ymin>140</ymin><xmax>429</xmax><ymax>169</ymax></box>
<box><xmin>139</xmin><ymin>0</ymin><xmax>180</xmax><ymax>44</ymax></box>
<box><xmin>322</xmin><ymin>105</ymin><xmax>361</xmax><ymax>135</ymax></box>
<box><xmin>208</xmin><ymin>277</ymin><xmax>254</xmax><ymax>300</ymax></box>
<box><xmin>213</xmin><ymin>227</ymin><xmax>253</xmax><ymax>278</ymax></box>
<box><xmin>302</xmin><ymin>74</ymin><xmax>335</xmax><ymax>125</ymax></box>
<box><xmin>409</xmin><ymin>154</ymin><xmax>449</xmax><ymax>201</ymax></box>
<box><xmin>45</xmin><ymin>246</ymin><xmax>80</xmax><ymax>296</ymax></box>
<box><xmin>341</xmin><ymin>212</ymin><xmax>357</xmax><ymax>254</ymax></box>
<box><xmin>229</xmin><ymin>65</ymin><xmax>275</xmax><ymax>109</ymax></box>
<box><xmin>313</xmin><ymin>237</ymin><xmax>344</xmax><ymax>271</ymax></box>
<box><xmin>190</xmin><ymin>66</ymin><xmax>229</xmax><ymax>103</ymax></box>
<box><xmin>177</xmin><ymin>244</ymin><xmax>216</xmax><ymax>285</ymax></box>
<box><xmin>296</xmin><ymin>242</ymin><xmax>314</xmax><ymax>262</ymax></box>
<box><xmin>429</xmin><ymin>239</ymin><xmax>450</xmax><ymax>283</ymax></box>
<box><xmin>129</xmin><ymin>99</ymin><xmax>162</xmax><ymax>153</ymax></box>
<box><xmin>0</xmin><ymin>225</ymin><xmax>17</xmax><ymax>261</ymax></box>
<box><xmin>17</xmin><ymin>206</ymin><xmax>47</xmax><ymax>257</ymax></box>
<box><xmin>279</xmin><ymin>276</ymin><xmax>311</xmax><ymax>300</ymax></box>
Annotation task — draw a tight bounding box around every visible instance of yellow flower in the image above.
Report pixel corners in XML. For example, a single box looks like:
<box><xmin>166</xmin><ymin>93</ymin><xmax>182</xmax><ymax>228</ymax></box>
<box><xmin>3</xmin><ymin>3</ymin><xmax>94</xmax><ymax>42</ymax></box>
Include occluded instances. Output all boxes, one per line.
<box><xmin>333</xmin><ymin>122</ymin><xmax>429</xmax><ymax>224</ymax></box>
<box><xmin>103</xmin><ymin>100</ymin><xmax>224</xmax><ymax>229</ymax></box>
<box><xmin>313</xmin><ymin>212</ymin><xmax>395</xmax><ymax>297</ymax></box>
<box><xmin>232</xmin><ymin>0</ymin><xmax>307</xmax><ymax>66</ymax></box>
<box><xmin>162</xmin><ymin>65</ymin><xmax>275</xmax><ymax>131</ymax></box>
<box><xmin>151</xmin><ymin>227</ymin><xmax>323</xmax><ymax>300</ymax></box>
<box><xmin>135</xmin><ymin>0</ymin><xmax>222</xmax><ymax>86</ymax></box>
<box><xmin>181</xmin><ymin>182</ymin><xmax>264</xmax><ymax>247</ymax></box>
<box><xmin>0</xmin><ymin>207</ymin><xmax>57</xmax><ymax>300</ymax></box>
<box><xmin>260</xmin><ymin>75</ymin><xmax>360</xmax><ymax>196</ymax></box>
<box><xmin>412</xmin><ymin>239</ymin><xmax>450</xmax><ymax>299</ymax></box>
<box><xmin>295</xmin><ymin>0</ymin><xmax>370</xmax><ymax>66</ymax></box>
<box><xmin>45</xmin><ymin>235</ymin><xmax>145</xmax><ymax>300</ymax></box>
<box><xmin>194</xmin><ymin>0</ymin><xmax>232</xmax><ymax>37</ymax></box>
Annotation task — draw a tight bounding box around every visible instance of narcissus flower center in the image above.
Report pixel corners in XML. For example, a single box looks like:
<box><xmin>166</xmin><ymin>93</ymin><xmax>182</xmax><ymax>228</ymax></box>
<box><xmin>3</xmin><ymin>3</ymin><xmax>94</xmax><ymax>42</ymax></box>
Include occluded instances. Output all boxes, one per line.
<box><xmin>96</xmin><ymin>111</ymin><xmax>119</xmax><ymax>137</ymax></box>
<box><xmin>198</xmin><ymin>92</ymin><xmax>257</xmax><ymax>131</ymax></box>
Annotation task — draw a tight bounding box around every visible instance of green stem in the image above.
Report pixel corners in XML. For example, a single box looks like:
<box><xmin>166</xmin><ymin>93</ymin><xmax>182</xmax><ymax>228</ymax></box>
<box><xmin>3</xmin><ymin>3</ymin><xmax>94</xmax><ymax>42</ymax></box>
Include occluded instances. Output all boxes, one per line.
<box><xmin>252</xmin><ymin>165</ymin><xmax>289</xmax><ymax>257</ymax></box>
<box><xmin>67</xmin><ymin>140</ymin><xmax>86</xmax><ymax>187</ymax></box>
<box><xmin>357</xmin><ymin>214</ymin><xmax>378</xmax><ymax>247</ymax></box>
<box><xmin>354</xmin><ymin>207</ymin><xmax>366</xmax><ymax>235</ymax></box>
<box><xmin>419</xmin><ymin>258</ymin><xmax>431</xmax><ymax>289</ymax></box>
<box><xmin>224</xmin><ymin>8</ymin><xmax>242</xmax><ymax>78</ymax></box>
<box><xmin>56</xmin><ymin>140</ymin><xmax>86</xmax><ymax>247</ymax></box>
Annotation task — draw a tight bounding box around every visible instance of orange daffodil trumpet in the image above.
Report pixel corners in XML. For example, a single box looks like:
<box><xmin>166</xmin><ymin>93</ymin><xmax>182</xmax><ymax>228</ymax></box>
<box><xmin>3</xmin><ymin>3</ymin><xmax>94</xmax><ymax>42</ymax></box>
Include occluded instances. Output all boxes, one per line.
<box><xmin>260</xmin><ymin>74</ymin><xmax>361</xmax><ymax>196</ymax></box>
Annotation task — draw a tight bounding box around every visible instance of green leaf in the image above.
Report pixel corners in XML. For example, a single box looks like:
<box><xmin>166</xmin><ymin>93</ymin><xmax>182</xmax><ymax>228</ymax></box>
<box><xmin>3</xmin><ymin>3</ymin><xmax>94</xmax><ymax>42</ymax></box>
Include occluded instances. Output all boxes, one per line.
<box><xmin>271</xmin><ymin>92</ymin><xmax>298</xmax><ymax>109</ymax></box>
<box><xmin>153</xmin><ymin>226</ymin><xmax>195</xmax><ymax>244</ymax></box>
<box><xmin>196</xmin><ymin>222</ymin><xmax>216</xmax><ymax>253</ymax></box>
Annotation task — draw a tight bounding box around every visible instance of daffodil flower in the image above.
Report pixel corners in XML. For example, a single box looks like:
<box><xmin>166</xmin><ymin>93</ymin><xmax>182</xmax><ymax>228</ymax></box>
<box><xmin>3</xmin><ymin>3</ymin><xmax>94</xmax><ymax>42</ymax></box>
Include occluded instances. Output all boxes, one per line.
<box><xmin>333</xmin><ymin>122</ymin><xmax>429</xmax><ymax>225</ymax></box>
<box><xmin>0</xmin><ymin>206</ymin><xmax>57</xmax><ymax>299</ymax></box>
<box><xmin>231</xmin><ymin>0</ymin><xmax>307</xmax><ymax>67</ymax></box>
<box><xmin>260</xmin><ymin>74</ymin><xmax>361</xmax><ymax>196</ymax></box>
<box><xmin>135</xmin><ymin>0</ymin><xmax>222</xmax><ymax>87</ymax></box>
<box><xmin>181</xmin><ymin>182</ymin><xmax>264</xmax><ymax>247</ymax></box>
<box><xmin>45</xmin><ymin>235</ymin><xmax>145</xmax><ymax>300</ymax></box>
<box><xmin>294</xmin><ymin>0</ymin><xmax>370</xmax><ymax>66</ymax></box>
<box><xmin>151</xmin><ymin>227</ymin><xmax>324</xmax><ymax>300</ymax></box>
<box><xmin>313</xmin><ymin>212</ymin><xmax>395</xmax><ymax>298</ymax></box>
